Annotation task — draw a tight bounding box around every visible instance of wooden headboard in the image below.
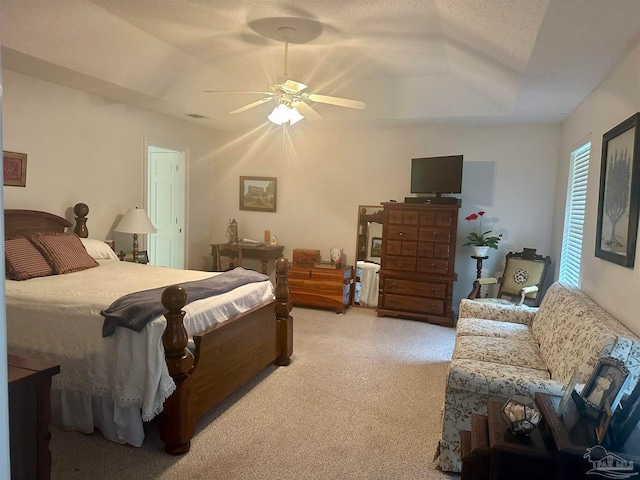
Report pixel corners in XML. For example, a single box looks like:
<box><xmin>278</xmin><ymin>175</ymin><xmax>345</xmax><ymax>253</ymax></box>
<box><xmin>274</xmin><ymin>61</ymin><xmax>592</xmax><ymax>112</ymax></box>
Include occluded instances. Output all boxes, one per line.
<box><xmin>4</xmin><ymin>203</ymin><xmax>89</xmax><ymax>240</ymax></box>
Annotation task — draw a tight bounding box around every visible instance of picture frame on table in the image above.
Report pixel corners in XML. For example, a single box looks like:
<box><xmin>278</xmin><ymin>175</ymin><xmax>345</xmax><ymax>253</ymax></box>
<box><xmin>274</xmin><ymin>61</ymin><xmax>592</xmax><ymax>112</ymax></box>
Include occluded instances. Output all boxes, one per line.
<box><xmin>239</xmin><ymin>176</ymin><xmax>277</xmax><ymax>212</ymax></box>
<box><xmin>610</xmin><ymin>377</ymin><xmax>640</xmax><ymax>449</ymax></box>
<box><xmin>596</xmin><ymin>402</ymin><xmax>613</xmax><ymax>445</ymax></box>
<box><xmin>558</xmin><ymin>368</ymin><xmax>581</xmax><ymax>416</ymax></box>
<box><xmin>581</xmin><ymin>357</ymin><xmax>630</xmax><ymax>417</ymax></box>
<box><xmin>3</xmin><ymin>151</ymin><xmax>28</xmax><ymax>187</ymax></box>
<box><xmin>137</xmin><ymin>250</ymin><xmax>149</xmax><ymax>265</ymax></box>
<box><xmin>595</xmin><ymin>112</ymin><xmax>640</xmax><ymax>268</ymax></box>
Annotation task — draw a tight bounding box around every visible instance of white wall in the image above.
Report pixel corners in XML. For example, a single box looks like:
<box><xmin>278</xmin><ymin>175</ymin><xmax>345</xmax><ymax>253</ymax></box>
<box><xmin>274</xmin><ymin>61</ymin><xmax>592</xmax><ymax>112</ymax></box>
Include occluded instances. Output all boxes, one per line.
<box><xmin>212</xmin><ymin>121</ymin><xmax>560</xmax><ymax>309</ymax></box>
<box><xmin>553</xmin><ymin>43</ymin><xmax>640</xmax><ymax>336</ymax></box>
<box><xmin>2</xmin><ymin>70</ymin><xmax>217</xmax><ymax>270</ymax></box>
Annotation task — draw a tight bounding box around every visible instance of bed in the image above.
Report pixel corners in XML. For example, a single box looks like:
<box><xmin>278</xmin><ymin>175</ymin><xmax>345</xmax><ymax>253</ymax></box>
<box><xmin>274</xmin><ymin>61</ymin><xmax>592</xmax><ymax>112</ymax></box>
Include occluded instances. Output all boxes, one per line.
<box><xmin>4</xmin><ymin>203</ymin><xmax>293</xmax><ymax>455</ymax></box>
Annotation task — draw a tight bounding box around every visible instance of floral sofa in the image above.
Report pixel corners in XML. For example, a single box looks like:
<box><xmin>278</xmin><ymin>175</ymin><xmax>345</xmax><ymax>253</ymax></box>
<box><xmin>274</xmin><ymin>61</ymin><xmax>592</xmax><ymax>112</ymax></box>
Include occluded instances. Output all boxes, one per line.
<box><xmin>436</xmin><ymin>281</ymin><xmax>640</xmax><ymax>472</ymax></box>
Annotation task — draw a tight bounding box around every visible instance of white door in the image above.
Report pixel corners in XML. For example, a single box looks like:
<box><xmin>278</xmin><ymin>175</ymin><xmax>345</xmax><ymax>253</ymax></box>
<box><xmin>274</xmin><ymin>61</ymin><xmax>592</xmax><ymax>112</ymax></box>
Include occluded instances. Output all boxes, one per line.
<box><xmin>147</xmin><ymin>145</ymin><xmax>185</xmax><ymax>268</ymax></box>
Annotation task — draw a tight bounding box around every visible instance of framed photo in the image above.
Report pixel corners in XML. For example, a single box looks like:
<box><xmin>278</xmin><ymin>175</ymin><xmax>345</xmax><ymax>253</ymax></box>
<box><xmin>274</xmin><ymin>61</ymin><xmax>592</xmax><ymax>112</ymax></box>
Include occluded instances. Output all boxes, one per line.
<box><xmin>596</xmin><ymin>402</ymin><xmax>613</xmax><ymax>445</ymax></box>
<box><xmin>581</xmin><ymin>357</ymin><xmax>630</xmax><ymax>414</ymax></box>
<box><xmin>3</xmin><ymin>151</ymin><xmax>28</xmax><ymax>187</ymax></box>
<box><xmin>239</xmin><ymin>176</ymin><xmax>277</xmax><ymax>212</ymax></box>
<box><xmin>611</xmin><ymin>378</ymin><xmax>640</xmax><ymax>448</ymax></box>
<box><xmin>136</xmin><ymin>250</ymin><xmax>149</xmax><ymax>264</ymax></box>
<box><xmin>558</xmin><ymin>368</ymin><xmax>581</xmax><ymax>416</ymax></box>
<box><xmin>595</xmin><ymin>112</ymin><xmax>640</xmax><ymax>267</ymax></box>
<box><xmin>370</xmin><ymin>237</ymin><xmax>382</xmax><ymax>257</ymax></box>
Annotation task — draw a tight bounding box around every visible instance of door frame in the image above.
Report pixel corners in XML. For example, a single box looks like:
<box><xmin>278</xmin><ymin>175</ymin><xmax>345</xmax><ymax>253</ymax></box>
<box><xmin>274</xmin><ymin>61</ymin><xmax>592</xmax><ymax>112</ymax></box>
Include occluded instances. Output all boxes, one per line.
<box><xmin>143</xmin><ymin>137</ymin><xmax>189</xmax><ymax>267</ymax></box>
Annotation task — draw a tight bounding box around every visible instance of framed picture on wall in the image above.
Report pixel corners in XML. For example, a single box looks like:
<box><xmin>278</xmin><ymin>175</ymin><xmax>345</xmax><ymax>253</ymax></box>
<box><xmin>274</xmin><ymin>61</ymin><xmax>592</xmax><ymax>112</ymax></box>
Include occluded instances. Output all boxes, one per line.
<box><xmin>595</xmin><ymin>112</ymin><xmax>640</xmax><ymax>267</ymax></box>
<box><xmin>3</xmin><ymin>151</ymin><xmax>28</xmax><ymax>187</ymax></box>
<box><xmin>370</xmin><ymin>237</ymin><xmax>382</xmax><ymax>257</ymax></box>
<box><xmin>239</xmin><ymin>176</ymin><xmax>277</xmax><ymax>212</ymax></box>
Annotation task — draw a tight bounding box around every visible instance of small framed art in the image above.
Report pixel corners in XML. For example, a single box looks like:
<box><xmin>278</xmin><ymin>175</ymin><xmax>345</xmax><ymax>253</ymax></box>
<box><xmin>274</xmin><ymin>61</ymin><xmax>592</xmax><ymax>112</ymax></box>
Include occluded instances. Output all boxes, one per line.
<box><xmin>595</xmin><ymin>112</ymin><xmax>640</xmax><ymax>267</ymax></box>
<box><xmin>239</xmin><ymin>176</ymin><xmax>277</xmax><ymax>212</ymax></box>
<box><xmin>3</xmin><ymin>151</ymin><xmax>28</xmax><ymax>187</ymax></box>
<box><xmin>370</xmin><ymin>237</ymin><xmax>382</xmax><ymax>257</ymax></box>
<box><xmin>581</xmin><ymin>357</ymin><xmax>630</xmax><ymax>415</ymax></box>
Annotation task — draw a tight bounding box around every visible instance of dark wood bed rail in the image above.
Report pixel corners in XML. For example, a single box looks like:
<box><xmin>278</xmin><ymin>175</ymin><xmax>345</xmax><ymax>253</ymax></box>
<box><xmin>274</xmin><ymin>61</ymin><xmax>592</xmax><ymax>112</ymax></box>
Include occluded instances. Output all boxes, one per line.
<box><xmin>4</xmin><ymin>203</ymin><xmax>293</xmax><ymax>455</ymax></box>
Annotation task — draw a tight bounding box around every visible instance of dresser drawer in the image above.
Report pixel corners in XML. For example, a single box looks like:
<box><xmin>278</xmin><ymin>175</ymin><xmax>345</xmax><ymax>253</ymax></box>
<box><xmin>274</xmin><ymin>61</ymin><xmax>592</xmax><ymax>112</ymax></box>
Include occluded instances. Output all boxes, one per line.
<box><xmin>416</xmin><ymin>258</ymin><xmax>450</xmax><ymax>275</ymax></box>
<box><xmin>387</xmin><ymin>225</ymin><xmax>418</xmax><ymax>241</ymax></box>
<box><xmin>382</xmin><ymin>294</ymin><xmax>444</xmax><ymax>316</ymax></box>
<box><xmin>416</xmin><ymin>242</ymin><xmax>451</xmax><ymax>258</ymax></box>
<box><xmin>384</xmin><ymin>277</ymin><xmax>448</xmax><ymax>298</ymax></box>
<box><xmin>386</xmin><ymin>240</ymin><xmax>417</xmax><ymax>256</ymax></box>
<box><xmin>385</xmin><ymin>256</ymin><xmax>417</xmax><ymax>272</ymax></box>
<box><xmin>388</xmin><ymin>209</ymin><xmax>419</xmax><ymax>225</ymax></box>
<box><xmin>419</xmin><ymin>211</ymin><xmax>454</xmax><ymax>227</ymax></box>
<box><xmin>418</xmin><ymin>227</ymin><xmax>451</xmax><ymax>243</ymax></box>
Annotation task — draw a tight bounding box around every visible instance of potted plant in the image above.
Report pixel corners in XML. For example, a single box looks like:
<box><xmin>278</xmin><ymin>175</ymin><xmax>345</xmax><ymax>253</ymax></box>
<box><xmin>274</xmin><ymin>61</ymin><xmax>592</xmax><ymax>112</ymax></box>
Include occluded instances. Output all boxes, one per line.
<box><xmin>463</xmin><ymin>211</ymin><xmax>501</xmax><ymax>256</ymax></box>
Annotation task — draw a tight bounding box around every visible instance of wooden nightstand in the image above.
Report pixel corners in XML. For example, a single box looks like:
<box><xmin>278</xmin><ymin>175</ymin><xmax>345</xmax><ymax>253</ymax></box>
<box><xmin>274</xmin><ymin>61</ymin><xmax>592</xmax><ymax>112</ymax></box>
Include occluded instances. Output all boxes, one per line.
<box><xmin>8</xmin><ymin>355</ymin><xmax>60</xmax><ymax>480</ymax></box>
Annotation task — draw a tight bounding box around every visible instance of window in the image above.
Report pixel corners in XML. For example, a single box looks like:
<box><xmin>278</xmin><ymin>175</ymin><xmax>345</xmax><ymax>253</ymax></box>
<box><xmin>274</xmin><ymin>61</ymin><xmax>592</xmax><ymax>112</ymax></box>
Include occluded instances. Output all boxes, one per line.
<box><xmin>559</xmin><ymin>142</ymin><xmax>590</xmax><ymax>286</ymax></box>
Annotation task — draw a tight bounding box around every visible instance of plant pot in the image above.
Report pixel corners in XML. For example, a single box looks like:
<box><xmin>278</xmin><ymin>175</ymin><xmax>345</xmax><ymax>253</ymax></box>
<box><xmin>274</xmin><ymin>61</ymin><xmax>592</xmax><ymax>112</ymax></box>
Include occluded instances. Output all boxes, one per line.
<box><xmin>472</xmin><ymin>246</ymin><xmax>490</xmax><ymax>257</ymax></box>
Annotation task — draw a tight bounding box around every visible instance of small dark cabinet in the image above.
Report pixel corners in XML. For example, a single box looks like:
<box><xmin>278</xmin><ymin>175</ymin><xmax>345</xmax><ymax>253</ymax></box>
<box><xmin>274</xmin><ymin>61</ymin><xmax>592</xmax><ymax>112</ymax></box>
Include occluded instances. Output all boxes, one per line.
<box><xmin>8</xmin><ymin>355</ymin><xmax>60</xmax><ymax>480</ymax></box>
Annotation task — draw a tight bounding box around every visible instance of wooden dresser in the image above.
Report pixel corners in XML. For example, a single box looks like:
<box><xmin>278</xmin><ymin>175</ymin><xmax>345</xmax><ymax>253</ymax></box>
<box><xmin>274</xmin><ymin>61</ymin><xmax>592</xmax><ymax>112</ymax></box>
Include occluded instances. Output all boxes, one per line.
<box><xmin>289</xmin><ymin>265</ymin><xmax>354</xmax><ymax>313</ymax></box>
<box><xmin>377</xmin><ymin>202</ymin><xmax>459</xmax><ymax>326</ymax></box>
<box><xmin>8</xmin><ymin>355</ymin><xmax>60</xmax><ymax>480</ymax></box>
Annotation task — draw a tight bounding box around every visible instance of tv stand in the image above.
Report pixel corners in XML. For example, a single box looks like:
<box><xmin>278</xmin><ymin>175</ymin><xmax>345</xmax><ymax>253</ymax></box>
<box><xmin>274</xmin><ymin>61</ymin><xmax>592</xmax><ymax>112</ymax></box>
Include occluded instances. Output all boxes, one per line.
<box><xmin>404</xmin><ymin>196</ymin><xmax>461</xmax><ymax>205</ymax></box>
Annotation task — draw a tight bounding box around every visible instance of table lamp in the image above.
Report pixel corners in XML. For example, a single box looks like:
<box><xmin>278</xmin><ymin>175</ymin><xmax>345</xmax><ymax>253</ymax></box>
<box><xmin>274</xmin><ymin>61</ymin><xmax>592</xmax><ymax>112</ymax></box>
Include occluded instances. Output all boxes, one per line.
<box><xmin>114</xmin><ymin>207</ymin><xmax>157</xmax><ymax>262</ymax></box>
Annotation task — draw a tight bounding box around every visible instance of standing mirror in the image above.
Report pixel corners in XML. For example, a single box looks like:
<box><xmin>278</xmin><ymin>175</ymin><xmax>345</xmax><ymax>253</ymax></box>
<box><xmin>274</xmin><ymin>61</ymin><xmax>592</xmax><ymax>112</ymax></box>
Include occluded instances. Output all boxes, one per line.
<box><xmin>354</xmin><ymin>205</ymin><xmax>384</xmax><ymax>308</ymax></box>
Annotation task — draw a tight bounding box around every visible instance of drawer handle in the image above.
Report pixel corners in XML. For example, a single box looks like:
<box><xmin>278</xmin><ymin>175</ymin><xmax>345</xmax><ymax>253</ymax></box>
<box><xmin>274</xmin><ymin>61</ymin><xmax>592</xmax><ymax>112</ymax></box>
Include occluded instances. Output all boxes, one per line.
<box><xmin>429</xmin><ymin>263</ymin><xmax>436</xmax><ymax>269</ymax></box>
<box><xmin>431</xmin><ymin>231</ymin><xmax>438</xmax><ymax>237</ymax></box>
<box><xmin>388</xmin><ymin>284</ymin><xmax>396</xmax><ymax>290</ymax></box>
<box><xmin>431</xmin><ymin>287</ymin><xmax>441</xmax><ymax>294</ymax></box>
<box><xmin>399</xmin><ymin>231</ymin><xmax>405</xmax><ymax>236</ymax></box>
<box><xmin>391</xmin><ymin>300</ymin><xmax>399</xmax><ymax>306</ymax></box>
<box><xmin>396</xmin><ymin>260</ymin><xmax>403</xmax><ymax>266</ymax></box>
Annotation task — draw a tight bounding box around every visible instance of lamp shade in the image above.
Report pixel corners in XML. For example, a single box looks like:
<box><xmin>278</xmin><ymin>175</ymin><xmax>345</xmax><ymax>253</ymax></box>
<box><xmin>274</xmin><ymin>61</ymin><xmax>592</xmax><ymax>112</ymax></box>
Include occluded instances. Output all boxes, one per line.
<box><xmin>114</xmin><ymin>207</ymin><xmax>157</xmax><ymax>234</ymax></box>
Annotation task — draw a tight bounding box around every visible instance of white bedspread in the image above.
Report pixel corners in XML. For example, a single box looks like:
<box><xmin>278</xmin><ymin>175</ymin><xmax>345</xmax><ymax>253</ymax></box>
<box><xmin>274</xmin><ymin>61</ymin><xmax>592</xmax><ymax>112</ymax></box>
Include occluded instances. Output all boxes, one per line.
<box><xmin>5</xmin><ymin>260</ymin><xmax>274</xmax><ymax>424</ymax></box>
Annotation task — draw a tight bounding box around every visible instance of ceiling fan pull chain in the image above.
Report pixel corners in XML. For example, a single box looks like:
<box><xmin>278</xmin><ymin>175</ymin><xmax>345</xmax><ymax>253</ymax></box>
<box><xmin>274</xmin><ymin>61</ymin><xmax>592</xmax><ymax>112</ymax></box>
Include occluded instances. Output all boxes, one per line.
<box><xmin>283</xmin><ymin>38</ymin><xmax>289</xmax><ymax>78</ymax></box>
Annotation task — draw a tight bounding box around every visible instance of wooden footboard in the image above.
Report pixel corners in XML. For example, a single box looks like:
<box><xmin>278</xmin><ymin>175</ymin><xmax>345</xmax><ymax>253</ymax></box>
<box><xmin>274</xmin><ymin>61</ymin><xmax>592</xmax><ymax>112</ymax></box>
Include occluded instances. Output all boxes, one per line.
<box><xmin>158</xmin><ymin>257</ymin><xmax>293</xmax><ymax>454</ymax></box>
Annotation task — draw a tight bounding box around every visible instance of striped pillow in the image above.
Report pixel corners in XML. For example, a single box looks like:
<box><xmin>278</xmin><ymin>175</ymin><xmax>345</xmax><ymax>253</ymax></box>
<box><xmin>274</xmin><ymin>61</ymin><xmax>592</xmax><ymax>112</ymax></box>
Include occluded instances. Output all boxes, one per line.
<box><xmin>5</xmin><ymin>237</ymin><xmax>54</xmax><ymax>280</ymax></box>
<box><xmin>30</xmin><ymin>232</ymin><xmax>98</xmax><ymax>274</ymax></box>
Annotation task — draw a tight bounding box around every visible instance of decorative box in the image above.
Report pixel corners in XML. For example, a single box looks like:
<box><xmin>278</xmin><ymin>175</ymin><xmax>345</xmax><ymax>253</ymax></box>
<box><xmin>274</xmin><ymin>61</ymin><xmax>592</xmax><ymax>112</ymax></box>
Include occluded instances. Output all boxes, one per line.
<box><xmin>293</xmin><ymin>249</ymin><xmax>321</xmax><ymax>266</ymax></box>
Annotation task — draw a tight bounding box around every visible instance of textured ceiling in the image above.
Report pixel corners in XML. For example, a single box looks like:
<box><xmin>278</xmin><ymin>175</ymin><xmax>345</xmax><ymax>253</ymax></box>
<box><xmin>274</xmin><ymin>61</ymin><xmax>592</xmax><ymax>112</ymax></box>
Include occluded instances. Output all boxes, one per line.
<box><xmin>2</xmin><ymin>0</ymin><xmax>640</xmax><ymax>130</ymax></box>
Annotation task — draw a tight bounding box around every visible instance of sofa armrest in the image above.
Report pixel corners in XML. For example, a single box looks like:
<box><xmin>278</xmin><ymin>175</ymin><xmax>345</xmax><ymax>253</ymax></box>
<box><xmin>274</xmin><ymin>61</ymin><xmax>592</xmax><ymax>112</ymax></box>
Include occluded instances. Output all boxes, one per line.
<box><xmin>459</xmin><ymin>298</ymin><xmax>537</xmax><ymax>326</ymax></box>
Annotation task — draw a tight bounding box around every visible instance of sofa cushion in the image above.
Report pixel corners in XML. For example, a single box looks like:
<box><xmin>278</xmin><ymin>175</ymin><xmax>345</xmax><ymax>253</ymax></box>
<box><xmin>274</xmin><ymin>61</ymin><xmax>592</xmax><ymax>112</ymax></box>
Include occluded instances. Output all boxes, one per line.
<box><xmin>456</xmin><ymin>318</ymin><xmax>532</xmax><ymax>342</ymax></box>
<box><xmin>446</xmin><ymin>358</ymin><xmax>565</xmax><ymax>397</ymax></box>
<box><xmin>454</xmin><ymin>336</ymin><xmax>548</xmax><ymax>372</ymax></box>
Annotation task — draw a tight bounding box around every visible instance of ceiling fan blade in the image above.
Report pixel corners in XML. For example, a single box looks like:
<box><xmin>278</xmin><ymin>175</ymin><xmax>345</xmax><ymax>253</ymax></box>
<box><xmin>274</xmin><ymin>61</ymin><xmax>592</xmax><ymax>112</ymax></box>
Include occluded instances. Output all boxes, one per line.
<box><xmin>306</xmin><ymin>93</ymin><xmax>366</xmax><ymax>110</ymax></box>
<box><xmin>282</xmin><ymin>79</ymin><xmax>307</xmax><ymax>93</ymax></box>
<box><xmin>230</xmin><ymin>97</ymin><xmax>272</xmax><ymax>114</ymax></box>
<box><xmin>293</xmin><ymin>101</ymin><xmax>321</xmax><ymax>121</ymax></box>
<box><xmin>204</xmin><ymin>90</ymin><xmax>272</xmax><ymax>95</ymax></box>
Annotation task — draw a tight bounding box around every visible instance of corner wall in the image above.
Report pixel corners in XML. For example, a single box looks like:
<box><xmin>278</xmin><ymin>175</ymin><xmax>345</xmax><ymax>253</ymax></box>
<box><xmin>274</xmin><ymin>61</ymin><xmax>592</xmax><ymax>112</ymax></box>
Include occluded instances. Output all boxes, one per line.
<box><xmin>2</xmin><ymin>69</ymin><xmax>216</xmax><ymax>270</ymax></box>
<box><xmin>553</xmin><ymin>43</ymin><xmax>640</xmax><ymax>335</ymax></box>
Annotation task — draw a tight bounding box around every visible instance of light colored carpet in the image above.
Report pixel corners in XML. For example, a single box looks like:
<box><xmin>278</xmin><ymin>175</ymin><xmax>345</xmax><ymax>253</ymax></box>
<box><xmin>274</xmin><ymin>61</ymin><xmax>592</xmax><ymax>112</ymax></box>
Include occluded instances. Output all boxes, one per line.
<box><xmin>50</xmin><ymin>306</ymin><xmax>459</xmax><ymax>479</ymax></box>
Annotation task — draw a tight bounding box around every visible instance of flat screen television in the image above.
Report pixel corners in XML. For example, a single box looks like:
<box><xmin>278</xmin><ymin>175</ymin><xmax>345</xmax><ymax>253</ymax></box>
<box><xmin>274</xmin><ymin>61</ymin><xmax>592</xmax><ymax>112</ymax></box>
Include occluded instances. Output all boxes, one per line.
<box><xmin>410</xmin><ymin>155</ymin><xmax>463</xmax><ymax>194</ymax></box>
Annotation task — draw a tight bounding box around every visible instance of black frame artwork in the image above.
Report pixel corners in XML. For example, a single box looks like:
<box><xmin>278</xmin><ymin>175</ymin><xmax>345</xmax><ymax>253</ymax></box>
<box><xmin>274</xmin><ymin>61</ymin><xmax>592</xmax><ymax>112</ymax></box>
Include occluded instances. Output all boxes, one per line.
<box><xmin>595</xmin><ymin>112</ymin><xmax>640</xmax><ymax>267</ymax></box>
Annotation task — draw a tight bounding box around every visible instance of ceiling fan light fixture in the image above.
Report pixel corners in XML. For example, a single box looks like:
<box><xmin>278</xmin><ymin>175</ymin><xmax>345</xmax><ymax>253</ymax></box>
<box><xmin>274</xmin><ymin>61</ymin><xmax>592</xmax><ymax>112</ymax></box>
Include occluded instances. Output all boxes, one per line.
<box><xmin>267</xmin><ymin>103</ymin><xmax>304</xmax><ymax>126</ymax></box>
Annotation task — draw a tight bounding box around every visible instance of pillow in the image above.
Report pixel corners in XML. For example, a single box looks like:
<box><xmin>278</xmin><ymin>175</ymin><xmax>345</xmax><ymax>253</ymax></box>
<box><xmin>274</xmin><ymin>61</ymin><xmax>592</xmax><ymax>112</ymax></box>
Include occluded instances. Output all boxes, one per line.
<box><xmin>5</xmin><ymin>237</ymin><xmax>54</xmax><ymax>280</ymax></box>
<box><xmin>30</xmin><ymin>232</ymin><xmax>99</xmax><ymax>274</ymax></box>
<box><xmin>80</xmin><ymin>238</ymin><xmax>120</xmax><ymax>261</ymax></box>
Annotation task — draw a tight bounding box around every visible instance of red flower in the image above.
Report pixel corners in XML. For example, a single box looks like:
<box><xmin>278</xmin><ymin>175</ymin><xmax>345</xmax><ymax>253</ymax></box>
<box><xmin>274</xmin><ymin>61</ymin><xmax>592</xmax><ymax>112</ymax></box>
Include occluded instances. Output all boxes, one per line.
<box><xmin>478</xmin><ymin>211</ymin><xmax>485</xmax><ymax>216</ymax></box>
<box><xmin>465</xmin><ymin>213</ymin><xmax>478</xmax><ymax>221</ymax></box>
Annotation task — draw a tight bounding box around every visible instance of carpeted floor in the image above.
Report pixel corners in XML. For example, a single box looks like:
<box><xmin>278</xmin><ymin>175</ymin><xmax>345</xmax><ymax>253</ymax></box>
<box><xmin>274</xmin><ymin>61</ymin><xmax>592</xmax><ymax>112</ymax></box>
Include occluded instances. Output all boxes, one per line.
<box><xmin>50</xmin><ymin>306</ymin><xmax>459</xmax><ymax>479</ymax></box>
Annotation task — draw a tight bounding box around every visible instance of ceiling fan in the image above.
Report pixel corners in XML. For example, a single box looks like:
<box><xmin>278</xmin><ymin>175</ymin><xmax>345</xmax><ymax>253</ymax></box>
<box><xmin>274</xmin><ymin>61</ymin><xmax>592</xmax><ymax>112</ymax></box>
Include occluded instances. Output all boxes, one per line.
<box><xmin>205</xmin><ymin>27</ymin><xmax>366</xmax><ymax>125</ymax></box>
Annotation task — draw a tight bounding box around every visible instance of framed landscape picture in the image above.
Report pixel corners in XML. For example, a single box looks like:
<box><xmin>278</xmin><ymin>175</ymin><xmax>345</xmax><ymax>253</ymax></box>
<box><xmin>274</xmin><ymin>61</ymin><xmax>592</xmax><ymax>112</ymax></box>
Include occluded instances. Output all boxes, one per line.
<box><xmin>595</xmin><ymin>112</ymin><xmax>640</xmax><ymax>267</ymax></box>
<box><xmin>3</xmin><ymin>151</ymin><xmax>28</xmax><ymax>187</ymax></box>
<box><xmin>239</xmin><ymin>176</ymin><xmax>277</xmax><ymax>212</ymax></box>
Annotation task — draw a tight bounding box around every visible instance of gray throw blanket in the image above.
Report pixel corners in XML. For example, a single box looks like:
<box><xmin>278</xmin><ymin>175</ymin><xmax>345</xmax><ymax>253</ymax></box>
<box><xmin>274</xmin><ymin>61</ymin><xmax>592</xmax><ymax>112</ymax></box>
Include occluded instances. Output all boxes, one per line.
<box><xmin>100</xmin><ymin>268</ymin><xmax>270</xmax><ymax>337</ymax></box>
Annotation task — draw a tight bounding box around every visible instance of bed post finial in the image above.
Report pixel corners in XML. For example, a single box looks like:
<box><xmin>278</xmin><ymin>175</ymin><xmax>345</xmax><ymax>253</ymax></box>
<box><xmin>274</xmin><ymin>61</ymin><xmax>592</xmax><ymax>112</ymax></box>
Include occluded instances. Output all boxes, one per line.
<box><xmin>73</xmin><ymin>203</ymin><xmax>90</xmax><ymax>238</ymax></box>
<box><xmin>159</xmin><ymin>285</ymin><xmax>195</xmax><ymax>455</ymax></box>
<box><xmin>275</xmin><ymin>257</ymin><xmax>293</xmax><ymax>366</ymax></box>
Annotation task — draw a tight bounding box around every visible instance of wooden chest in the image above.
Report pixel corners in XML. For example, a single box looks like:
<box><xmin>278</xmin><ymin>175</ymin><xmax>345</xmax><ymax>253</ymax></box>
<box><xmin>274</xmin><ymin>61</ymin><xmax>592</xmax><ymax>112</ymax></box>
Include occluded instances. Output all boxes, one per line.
<box><xmin>289</xmin><ymin>265</ymin><xmax>354</xmax><ymax>313</ymax></box>
<box><xmin>377</xmin><ymin>202</ymin><xmax>459</xmax><ymax>326</ymax></box>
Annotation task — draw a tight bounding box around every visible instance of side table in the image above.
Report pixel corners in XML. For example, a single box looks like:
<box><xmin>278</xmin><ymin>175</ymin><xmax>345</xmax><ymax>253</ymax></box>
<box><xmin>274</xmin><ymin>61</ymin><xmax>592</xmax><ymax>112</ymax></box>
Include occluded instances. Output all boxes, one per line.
<box><xmin>471</xmin><ymin>255</ymin><xmax>488</xmax><ymax>298</ymax></box>
<box><xmin>462</xmin><ymin>398</ymin><xmax>556</xmax><ymax>480</ymax></box>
